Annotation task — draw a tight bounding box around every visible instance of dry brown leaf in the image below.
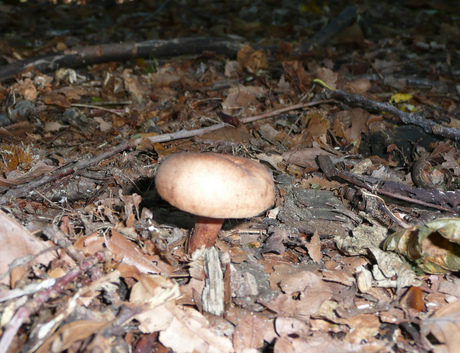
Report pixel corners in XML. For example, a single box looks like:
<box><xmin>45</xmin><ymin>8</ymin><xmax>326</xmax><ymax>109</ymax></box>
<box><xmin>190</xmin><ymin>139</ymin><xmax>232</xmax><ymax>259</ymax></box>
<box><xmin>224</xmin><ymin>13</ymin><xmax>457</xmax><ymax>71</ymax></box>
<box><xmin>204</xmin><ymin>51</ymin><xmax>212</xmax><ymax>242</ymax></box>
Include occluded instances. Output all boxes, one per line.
<box><xmin>263</xmin><ymin>269</ymin><xmax>331</xmax><ymax>317</ymax></box>
<box><xmin>237</xmin><ymin>44</ymin><xmax>268</xmax><ymax>72</ymax></box>
<box><xmin>94</xmin><ymin>117</ymin><xmax>112</xmax><ymax>132</ymax></box>
<box><xmin>299</xmin><ymin>175</ymin><xmax>343</xmax><ymax>190</ymax></box>
<box><xmin>315</xmin><ymin>67</ymin><xmax>338</xmax><ymax>90</ymax></box>
<box><xmin>0</xmin><ymin>210</ymin><xmax>55</xmax><ymax>286</ymax></box>
<box><xmin>106</xmin><ymin>229</ymin><xmax>161</xmax><ymax>274</ymax></box>
<box><xmin>268</xmin><ymin>263</ymin><xmax>318</xmax><ymax>290</ymax></box>
<box><xmin>345</xmin><ymin>313</ymin><xmax>380</xmax><ymax>344</ymax></box>
<box><xmin>321</xmin><ymin>268</ymin><xmax>355</xmax><ymax>286</ymax></box>
<box><xmin>197</xmin><ymin>125</ymin><xmax>250</xmax><ymax>144</ymax></box>
<box><xmin>137</xmin><ymin>302</ymin><xmax>233</xmax><ymax>353</ymax></box>
<box><xmin>275</xmin><ymin>317</ymin><xmax>309</xmax><ymax>338</ymax></box>
<box><xmin>55</xmin><ymin>86</ymin><xmax>85</xmax><ymax>101</ymax></box>
<box><xmin>276</xmin><ymin>332</ymin><xmax>391</xmax><ymax>353</ymax></box>
<box><xmin>12</xmin><ymin>78</ymin><xmax>37</xmax><ymax>101</ymax></box>
<box><xmin>305</xmin><ymin>110</ymin><xmax>329</xmax><ymax>145</ymax></box>
<box><xmin>332</xmin><ymin>108</ymin><xmax>369</xmax><ymax>146</ymax></box>
<box><xmin>233</xmin><ymin>311</ymin><xmax>272</xmax><ymax>353</ymax></box>
<box><xmin>0</xmin><ymin>161</ymin><xmax>55</xmax><ymax>188</ymax></box>
<box><xmin>422</xmin><ymin>300</ymin><xmax>460</xmax><ymax>353</ymax></box>
<box><xmin>42</xmin><ymin>92</ymin><xmax>71</xmax><ymax>108</ymax></box>
<box><xmin>36</xmin><ymin>320</ymin><xmax>109</xmax><ymax>353</ymax></box>
<box><xmin>44</xmin><ymin>121</ymin><xmax>66</xmax><ymax>132</ymax></box>
<box><xmin>280</xmin><ymin>270</ymin><xmax>330</xmax><ymax>295</ymax></box>
<box><xmin>282</xmin><ymin>61</ymin><xmax>313</xmax><ymax>92</ymax></box>
<box><xmin>130</xmin><ymin>274</ymin><xmax>178</xmax><ymax>303</ymax></box>
<box><xmin>345</xmin><ymin>78</ymin><xmax>372</xmax><ymax>94</ymax></box>
<box><xmin>122</xmin><ymin>69</ymin><xmax>148</xmax><ymax>103</ymax></box>
<box><xmin>222</xmin><ymin>85</ymin><xmax>266</xmax><ymax>111</ymax></box>
<box><xmin>282</xmin><ymin>147</ymin><xmax>333</xmax><ymax>169</ymax></box>
<box><xmin>305</xmin><ymin>231</ymin><xmax>322</xmax><ymax>264</ymax></box>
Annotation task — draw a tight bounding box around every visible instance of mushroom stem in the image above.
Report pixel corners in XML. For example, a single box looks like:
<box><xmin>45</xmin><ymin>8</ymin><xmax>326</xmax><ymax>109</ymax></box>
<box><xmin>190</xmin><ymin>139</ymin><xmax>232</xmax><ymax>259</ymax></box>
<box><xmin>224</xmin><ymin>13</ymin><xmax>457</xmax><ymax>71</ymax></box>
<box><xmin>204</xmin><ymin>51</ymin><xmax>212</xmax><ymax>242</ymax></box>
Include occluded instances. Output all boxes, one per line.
<box><xmin>189</xmin><ymin>216</ymin><xmax>224</xmax><ymax>254</ymax></box>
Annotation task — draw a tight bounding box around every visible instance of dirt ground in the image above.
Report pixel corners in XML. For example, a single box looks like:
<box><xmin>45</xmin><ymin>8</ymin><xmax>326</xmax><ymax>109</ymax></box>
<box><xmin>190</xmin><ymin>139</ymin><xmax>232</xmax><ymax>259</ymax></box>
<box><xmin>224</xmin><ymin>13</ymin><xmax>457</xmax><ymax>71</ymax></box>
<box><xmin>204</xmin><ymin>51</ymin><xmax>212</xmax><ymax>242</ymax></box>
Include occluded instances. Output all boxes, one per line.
<box><xmin>0</xmin><ymin>1</ymin><xmax>460</xmax><ymax>352</ymax></box>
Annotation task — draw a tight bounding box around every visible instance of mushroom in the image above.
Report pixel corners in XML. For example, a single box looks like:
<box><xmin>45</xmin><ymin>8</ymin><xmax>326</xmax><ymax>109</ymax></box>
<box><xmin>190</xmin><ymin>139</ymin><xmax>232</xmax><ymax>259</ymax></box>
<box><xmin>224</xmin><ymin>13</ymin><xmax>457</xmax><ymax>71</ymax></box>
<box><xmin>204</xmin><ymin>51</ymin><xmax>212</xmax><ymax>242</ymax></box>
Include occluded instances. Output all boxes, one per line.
<box><xmin>155</xmin><ymin>152</ymin><xmax>275</xmax><ymax>254</ymax></box>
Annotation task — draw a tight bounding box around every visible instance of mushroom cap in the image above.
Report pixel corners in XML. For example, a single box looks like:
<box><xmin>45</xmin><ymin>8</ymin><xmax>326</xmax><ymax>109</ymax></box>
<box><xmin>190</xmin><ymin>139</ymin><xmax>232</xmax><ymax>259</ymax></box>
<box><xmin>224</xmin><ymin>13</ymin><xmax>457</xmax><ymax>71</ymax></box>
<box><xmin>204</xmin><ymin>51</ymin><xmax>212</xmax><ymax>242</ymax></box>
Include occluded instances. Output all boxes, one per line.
<box><xmin>155</xmin><ymin>152</ymin><xmax>275</xmax><ymax>219</ymax></box>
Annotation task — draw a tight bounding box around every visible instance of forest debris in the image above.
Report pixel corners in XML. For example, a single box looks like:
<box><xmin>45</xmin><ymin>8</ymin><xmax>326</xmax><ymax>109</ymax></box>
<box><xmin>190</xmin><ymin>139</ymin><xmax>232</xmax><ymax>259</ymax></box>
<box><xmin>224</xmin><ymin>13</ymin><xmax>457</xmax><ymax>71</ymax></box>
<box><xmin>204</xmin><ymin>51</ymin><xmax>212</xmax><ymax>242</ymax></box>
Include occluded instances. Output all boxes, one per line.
<box><xmin>318</xmin><ymin>155</ymin><xmax>460</xmax><ymax>212</ymax></box>
<box><xmin>421</xmin><ymin>300</ymin><xmax>460</xmax><ymax>353</ymax></box>
<box><xmin>106</xmin><ymin>229</ymin><xmax>163</xmax><ymax>275</ymax></box>
<box><xmin>0</xmin><ymin>210</ymin><xmax>55</xmax><ymax>286</ymax></box>
<box><xmin>277</xmin><ymin>187</ymin><xmax>354</xmax><ymax>237</ymax></box>
<box><xmin>261</xmin><ymin>270</ymin><xmax>332</xmax><ymax>317</ymax></box>
<box><xmin>384</xmin><ymin>218</ymin><xmax>460</xmax><ymax>274</ymax></box>
<box><xmin>0</xmin><ymin>251</ymin><xmax>107</xmax><ymax>353</ymax></box>
<box><xmin>305</xmin><ymin>231</ymin><xmax>322</xmax><ymax>264</ymax></box>
<box><xmin>282</xmin><ymin>146</ymin><xmax>334</xmax><ymax>169</ymax></box>
<box><xmin>137</xmin><ymin>302</ymin><xmax>233</xmax><ymax>353</ymax></box>
<box><xmin>324</xmin><ymin>88</ymin><xmax>460</xmax><ymax>140</ymax></box>
<box><xmin>202</xmin><ymin>247</ymin><xmax>225</xmax><ymax>316</ymax></box>
<box><xmin>232</xmin><ymin>310</ymin><xmax>273</xmax><ymax>353</ymax></box>
<box><xmin>337</xmin><ymin>224</ymin><xmax>420</xmax><ymax>292</ymax></box>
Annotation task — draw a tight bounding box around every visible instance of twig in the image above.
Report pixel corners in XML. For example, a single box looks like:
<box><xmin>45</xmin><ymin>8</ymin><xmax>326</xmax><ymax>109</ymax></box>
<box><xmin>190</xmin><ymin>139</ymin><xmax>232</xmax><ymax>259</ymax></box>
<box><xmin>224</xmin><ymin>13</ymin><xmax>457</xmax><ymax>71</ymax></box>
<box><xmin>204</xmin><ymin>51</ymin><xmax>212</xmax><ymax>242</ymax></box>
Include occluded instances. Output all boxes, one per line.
<box><xmin>0</xmin><ymin>4</ymin><xmax>358</xmax><ymax>83</ymax></box>
<box><xmin>0</xmin><ymin>101</ymin><xmax>330</xmax><ymax>205</ymax></box>
<box><xmin>0</xmin><ymin>139</ymin><xmax>138</xmax><ymax>203</ymax></box>
<box><xmin>0</xmin><ymin>251</ymin><xmax>107</xmax><ymax>353</ymax></box>
<box><xmin>317</xmin><ymin>155</ymin><xmax>460</xmax><ymax>212</ymax></box>
<box><xmin>361</xmin><ymin>190</ymin><xmax>411</xmax><ymax>229</ymax></box>
<box><xmin>240</xmin><ymin>100</ymin><xmax>334</xmax><ymax>124</ymax></box>
<box><xmin>297</xmin><ymin>5</ymin><xmax>358</xmax><ymax>53</ymax></box>
<box><xmin>71</xmin><ymin>103</ymin><xmax>125</xmax><ymax>117</ymax></box>
<box><xmin>324</xmin><ymin>88</ymin><xmax>460</xmax><ymax>140</ymax></box>
<box><xmin>0</xmin><ymin>38</ymin><xmax>244</xmax><ymax>82</ymax></box>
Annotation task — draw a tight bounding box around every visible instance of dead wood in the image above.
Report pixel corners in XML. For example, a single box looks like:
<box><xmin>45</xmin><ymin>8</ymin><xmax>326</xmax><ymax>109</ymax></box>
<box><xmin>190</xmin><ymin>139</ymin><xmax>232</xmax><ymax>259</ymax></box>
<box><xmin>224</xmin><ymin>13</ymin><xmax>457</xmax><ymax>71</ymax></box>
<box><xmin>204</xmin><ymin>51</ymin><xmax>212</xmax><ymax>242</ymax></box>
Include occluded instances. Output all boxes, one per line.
<box><xmin>317</xmin><ymin>155</ymin><xmax>460</xmax><ymax>212</ymax></box>
<box><xmin>0</xmin><ymin>38</ymin><xmax>244</xmax><ymax>82</ymax></box>
<box><xmin>0</xmin><ymin>100</ymin><xmax>330</xmax><ymax>205</ymax></box>
<box><xmin>297</xmin><ymin>5</ymin><xmax>358</xmax><ymax>53</ymax></box>
<box><xmin>0</xmin><ymin>5</ymin><xmax>358</xmax><ymax>83</ymax></box>
<box><xmin>324</xmin><ymin>88</ymin><xmax>460</xmax><ymax>140</ymax></box>
<box><xmin>0</xmin><ymin>251</ymin><xmax>107</xmax><ymax>353</ymax></box>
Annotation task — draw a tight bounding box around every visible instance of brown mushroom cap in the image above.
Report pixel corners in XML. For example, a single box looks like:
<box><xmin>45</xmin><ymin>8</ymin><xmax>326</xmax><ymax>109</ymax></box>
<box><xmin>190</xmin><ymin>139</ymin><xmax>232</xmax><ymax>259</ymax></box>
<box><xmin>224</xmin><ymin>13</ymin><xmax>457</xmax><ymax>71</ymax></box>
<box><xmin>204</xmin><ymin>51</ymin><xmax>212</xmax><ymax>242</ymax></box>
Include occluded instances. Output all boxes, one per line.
<box><xmin>155</xmin><ymin>152</ymin><xmax>275</xmax><ymax>219</ymax></box>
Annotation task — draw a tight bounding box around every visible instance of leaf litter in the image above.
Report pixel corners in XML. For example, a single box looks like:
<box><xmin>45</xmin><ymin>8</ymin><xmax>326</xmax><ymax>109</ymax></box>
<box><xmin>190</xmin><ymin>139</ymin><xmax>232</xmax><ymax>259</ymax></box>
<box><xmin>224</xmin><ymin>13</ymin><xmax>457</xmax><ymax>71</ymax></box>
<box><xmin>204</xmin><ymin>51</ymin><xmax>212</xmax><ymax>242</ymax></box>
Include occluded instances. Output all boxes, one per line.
<box><xmin>0</xmin><ymin>0</ymin><xmax>460</xmax><ymax>352</ymax></box>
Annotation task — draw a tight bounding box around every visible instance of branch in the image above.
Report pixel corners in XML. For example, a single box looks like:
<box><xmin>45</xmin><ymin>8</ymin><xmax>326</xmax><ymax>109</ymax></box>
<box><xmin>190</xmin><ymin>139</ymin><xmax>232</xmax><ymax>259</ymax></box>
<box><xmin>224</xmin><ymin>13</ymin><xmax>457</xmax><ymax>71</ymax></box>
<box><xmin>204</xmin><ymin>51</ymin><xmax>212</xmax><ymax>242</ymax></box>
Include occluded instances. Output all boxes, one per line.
<box><xmin>0</xmin><ymin>100</ymin><xmax>331</xmax><ymax>204</ymax></box>
<box><xmin>0</xmin><ymin>5</ymin><xmax>358</xmax><ymax>82</ymax></box>
<box><xmin>317</xmin><ymin>155</ymin><xmax>460</xmax><ymax>212</ymax></box>
<box><xmin>0</xmin><ymin>38</ymin><xmax>243</xmax><ymax>82</ymax></box>
<box><xmin>324</xmin><ymin>88</ymin><xmax>460</xmax><ymax>140</ymax></box>
<box><xmin>0</xmin><ymin>251</ymin><xmax>107</xmax><ymax>353</ymax></box>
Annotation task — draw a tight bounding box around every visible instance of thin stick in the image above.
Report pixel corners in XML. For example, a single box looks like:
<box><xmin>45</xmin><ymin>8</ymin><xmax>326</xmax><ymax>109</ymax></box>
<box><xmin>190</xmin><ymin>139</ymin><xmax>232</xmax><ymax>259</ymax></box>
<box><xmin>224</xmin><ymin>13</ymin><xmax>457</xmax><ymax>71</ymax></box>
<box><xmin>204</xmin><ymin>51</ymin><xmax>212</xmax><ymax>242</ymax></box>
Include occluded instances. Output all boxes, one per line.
<box><xmin>71</xmin><ymin>103</ymin><xmax>125</xmax><ymax>117</ymax></box>
<box><xmin>240</xmin><ymin>100</ymin><xmax>334</xmax><ymax>124</ymax></box>
<box><xmin>0</xmin><ymin>100</ymin><xmax>331</xmax><ymax>204</ymax></box>
<box><xmin>0</xmin><ymin>251</ymin><xmax>107</xmax><ymax>353</ymax></box>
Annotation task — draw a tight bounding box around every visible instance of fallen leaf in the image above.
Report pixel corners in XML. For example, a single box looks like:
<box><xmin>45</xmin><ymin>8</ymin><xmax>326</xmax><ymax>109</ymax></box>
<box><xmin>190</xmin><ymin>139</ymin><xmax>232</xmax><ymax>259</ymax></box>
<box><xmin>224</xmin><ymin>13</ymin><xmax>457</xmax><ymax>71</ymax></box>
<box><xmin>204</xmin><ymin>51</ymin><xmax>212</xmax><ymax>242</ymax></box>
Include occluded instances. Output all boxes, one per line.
<box><xmin>0</xmin><ymin>210</ymin><xmax>55</xmax><ymax>286</ymax></box>
<box><xmin>384</xmin><ymin>218</ymin><xmax>460</xmax><ymax>274</ymax></box>
<box><xmin>106</xmin><ymin>229</ymin><xmax>161</xmax><ymax>275</ymax></box>
<box><xmin>138</xmin><ymin>302</ymin><xmax>233</xmax><ymax>353</ymax></box>
<box><xmin>422</xmin><ymin>301</ymin><xmax>460</xmax><ymax>353</ymax></box>
<box><xmin>282</xmin><ymin>147</ymin><xmax>333</xmax><ymax>168</ymax></box>
<box><xmin>306</xmin><ymin>231</ymin><xmax>322</xmax><ymax>264</ymax></box>
<box><xmin>315</xmin><ymin>68</ymin><xmax>338</xmax><ymax>90</ymax></box>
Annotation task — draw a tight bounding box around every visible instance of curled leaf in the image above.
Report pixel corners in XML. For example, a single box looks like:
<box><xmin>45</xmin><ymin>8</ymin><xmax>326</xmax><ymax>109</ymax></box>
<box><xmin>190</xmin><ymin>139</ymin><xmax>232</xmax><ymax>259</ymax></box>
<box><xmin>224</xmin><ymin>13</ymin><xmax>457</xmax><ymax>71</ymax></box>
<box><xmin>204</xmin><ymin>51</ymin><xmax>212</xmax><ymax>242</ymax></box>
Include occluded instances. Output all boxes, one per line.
<box><xmin>383</xmin><ymin>218</ymin><xmax>460</xmax><ymax>274</ymax></box>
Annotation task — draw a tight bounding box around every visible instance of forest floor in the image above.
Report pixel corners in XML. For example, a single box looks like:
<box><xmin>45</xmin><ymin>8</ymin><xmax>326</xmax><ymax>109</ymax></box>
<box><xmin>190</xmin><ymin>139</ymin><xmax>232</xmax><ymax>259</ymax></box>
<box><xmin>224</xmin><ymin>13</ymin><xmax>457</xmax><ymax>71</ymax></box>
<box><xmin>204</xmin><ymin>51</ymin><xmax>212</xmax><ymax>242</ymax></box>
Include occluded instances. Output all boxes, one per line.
<box><xmin>0</xmin><ymin>0</ymin><xmax>460</xmax><ymax>352</ymax></box>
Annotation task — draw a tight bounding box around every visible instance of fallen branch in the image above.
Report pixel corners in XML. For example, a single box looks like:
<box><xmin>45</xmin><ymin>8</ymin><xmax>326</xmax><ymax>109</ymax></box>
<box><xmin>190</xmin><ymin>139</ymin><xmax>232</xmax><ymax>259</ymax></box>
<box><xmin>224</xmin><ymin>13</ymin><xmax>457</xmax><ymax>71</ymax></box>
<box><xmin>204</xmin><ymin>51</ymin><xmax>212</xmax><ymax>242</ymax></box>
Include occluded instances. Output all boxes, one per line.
<box><xmin>0</xmin><ymin>139</ymin><xmax>138</xmax><ymax>203</ymax></box>
<box><xmin>323</xmin><ymin>88</ymin><xmax>460</xmax><ymax>140</ymax></box>
<box><xmin>0</xmin><ymin>100</ymin><xmax>330</xmax><ymax>204</ymax></box>
<box><xmin>0</xmin><ymin>38</ymin><xmax>243</xmax><ymax>82</ymax></box>
<box><xmin>317</xmin><ymin>155</ymin><xmax>460</xmax><ymax>212</ymax></box>
<box><xmin>297</xmin><ymin>5</ymin><xmax>358</xmax><ymax>53</ymax></box>
<box><xmin>0</xmin><ymin>6</ymin><xmax>358</xmax><ymax>82</ymax></box>
<box><xmin>0</xmin><ymin>251</ymin><xmax>107</xmax><ymax>353</ymax></box>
